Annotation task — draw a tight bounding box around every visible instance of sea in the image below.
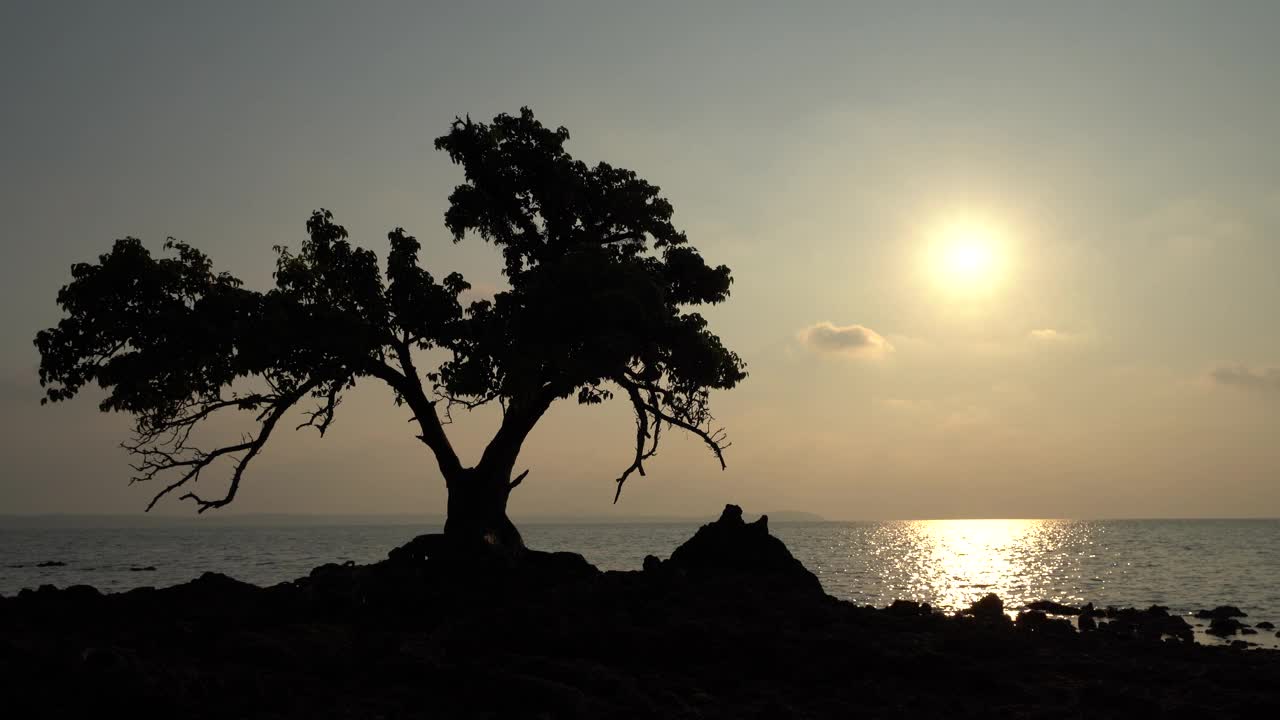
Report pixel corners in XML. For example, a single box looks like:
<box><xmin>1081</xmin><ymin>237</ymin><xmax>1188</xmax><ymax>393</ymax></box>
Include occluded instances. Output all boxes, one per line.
<box><xmin>3</xmin><ymin>517</ymin><xmax>1278</xmax><ymax>646</ymax></box>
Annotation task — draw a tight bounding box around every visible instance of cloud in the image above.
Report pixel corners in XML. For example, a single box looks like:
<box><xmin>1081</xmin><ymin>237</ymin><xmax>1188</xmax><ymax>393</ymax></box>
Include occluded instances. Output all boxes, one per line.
<box><xmin>799</xmin><ymin>322</ymin><xmax>894</xmax><ymax>358</ymax></box>
<box><xmin>1028</xmin><ymin>328</ymin><xmax>1085</xmax><ymax>344</ymax></box>
<box><xmin>1210</xmin><ymin>364</ymin><xmax>1280</xmax><ymax>391</ymax></box>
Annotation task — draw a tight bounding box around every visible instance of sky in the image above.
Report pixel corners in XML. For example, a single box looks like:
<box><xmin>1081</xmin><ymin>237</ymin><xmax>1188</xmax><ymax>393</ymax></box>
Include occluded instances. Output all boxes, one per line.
<box><xmin>2</xmin><ymin>1</ymin><xmax>1279</xmax><ymax>520</ymax></box>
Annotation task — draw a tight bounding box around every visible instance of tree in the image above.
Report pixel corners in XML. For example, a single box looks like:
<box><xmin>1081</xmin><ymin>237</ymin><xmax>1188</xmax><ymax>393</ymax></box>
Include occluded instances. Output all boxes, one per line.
<box><xmin>34</xmin><ymin>108</ymin><xmax>747</xmax><ymax>551</ymax></box>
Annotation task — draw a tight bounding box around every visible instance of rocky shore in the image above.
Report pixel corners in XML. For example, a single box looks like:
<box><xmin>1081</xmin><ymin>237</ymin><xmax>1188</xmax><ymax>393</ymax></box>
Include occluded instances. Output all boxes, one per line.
<box><xmin>3</xmin><ymin>505</ymin><xmax>1279</xmax><ymax>718</ymax></box>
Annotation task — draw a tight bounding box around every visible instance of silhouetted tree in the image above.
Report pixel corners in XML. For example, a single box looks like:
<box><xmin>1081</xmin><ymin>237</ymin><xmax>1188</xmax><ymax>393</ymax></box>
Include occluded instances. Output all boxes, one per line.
<box><xmin>35</xmin><ymin>108</ymin><xmax>746</xmax><ymax>550</ymax></box>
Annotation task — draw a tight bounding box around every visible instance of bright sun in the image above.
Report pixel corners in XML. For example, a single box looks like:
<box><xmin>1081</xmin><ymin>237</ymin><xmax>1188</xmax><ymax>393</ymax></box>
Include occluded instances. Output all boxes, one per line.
<box><xmin>929</xmin><ymin>219</ymin><xmax>1006</xmax><ymax>293</ymax></box>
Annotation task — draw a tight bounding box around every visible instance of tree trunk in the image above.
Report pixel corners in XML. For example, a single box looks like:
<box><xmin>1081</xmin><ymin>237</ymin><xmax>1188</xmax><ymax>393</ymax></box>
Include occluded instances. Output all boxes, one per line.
<box><xmin>442</xmin><ymin>467</ymin><xmax>525</xmax><ymax>554</ymax></box>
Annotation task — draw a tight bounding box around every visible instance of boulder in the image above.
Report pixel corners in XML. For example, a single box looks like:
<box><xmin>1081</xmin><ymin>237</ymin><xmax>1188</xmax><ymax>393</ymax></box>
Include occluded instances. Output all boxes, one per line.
<box><xmin>1195</xmin><ymin>606</ymin><xmax>1247</xmax><ymax>620</ymax></box>
<box><xmin>886</xmin><ymin>599</ymin><xmax>929</xmax><ymax>617</ymax></box>
<box><xmin>1255</xmin><ymin>621</ymin><xmax>1274</xmax><ymax>630</ymax></box>
<box><xmin>967</xmin><ymin>593</ymin><xmax>1005</xmax><ymax>620</ymax></box>
<box><xmin>666</xmin><ymin>505</ymin><xmax>822</xmax><ymax>594</ymax></box>
<box><xmin>1080</xmin><ymin>602</ymin><xmax>1105</xmax><ymax>618</ymax></box>
<box><xmin>1094</xmin><ymin>606</ymin><xmax>1193</xmax><ymax>643</ymax></box>
<box><xmin>1017</xmin><ymin>610</ymin><xmax>1074</xmax><ymax>635</ymax></box>
<box><xmin>387</xmin><ymin>533</ymin><xmax>448</xmax><ymax>564</ymax></box>
<box><xmin>1025</xmin><ymin>600</ymin><xmax>1081</xmax><ymax>615</ymax></box>
<box><xmin>1207</xmin><ymin>617</ymin><xmax>1245</xmax><ymax>637</ymax></box>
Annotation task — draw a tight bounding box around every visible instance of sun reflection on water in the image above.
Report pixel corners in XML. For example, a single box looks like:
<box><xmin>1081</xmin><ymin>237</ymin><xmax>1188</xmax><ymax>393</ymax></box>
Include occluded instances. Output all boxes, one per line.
<box><xmin>853</xmin><ymin>519</ymin><xmax>1096</xmax><ymax>614</ymax></box>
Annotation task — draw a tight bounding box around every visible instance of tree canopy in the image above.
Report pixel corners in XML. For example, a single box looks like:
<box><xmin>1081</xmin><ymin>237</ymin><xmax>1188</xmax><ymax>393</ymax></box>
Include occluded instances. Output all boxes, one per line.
<box><xmin>35</xmin><ymin>108</ymin><xmax>746</xmax><ymax>531</ymax></box>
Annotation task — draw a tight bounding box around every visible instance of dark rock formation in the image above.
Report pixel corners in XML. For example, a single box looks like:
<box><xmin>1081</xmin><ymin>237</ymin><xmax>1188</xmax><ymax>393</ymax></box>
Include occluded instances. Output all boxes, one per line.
<box><xmin>1208</xmin><ymin>617</ymin><xmax>1247</xmax><ymax>637</ymax></box>
<box><xmin>1095</xmin><ymin>605</ymin><xmax>1194</xmax><ymax>643</ymax></box>
<box><xmin>2</xmin><ymin>505</ymin><xmax>1279</xmax><ymax>719</ymax></box>
<box><xmin>35</xmin><ymin>561</ymin><xmax>66</xmax><ymax>568</ymax></box>
<box><xmin>965</xmin><ymin>592</ymin><xmax>1006</xmax><ymax>621</ymax></box>
<box><xmin>1025</xmin><ymin>599</ymin><xmax>1081</xmax><ymax>615</ymax></box>
<box><xmin>1257</xmin><ymin>621</ymin><xmax>1275</xmax><ymax>630</ymax></box>
<box><xmin>885</xmin><ymin>599</ymin><xmax>935</xmax><ymax>617</ymax></box>
<box><xmin>1197</xmin><ymin>605</ymin><xmax>1248</xmax><ymax>620</ymax></box>
<box><xmin>665</xmin><ymin>504</ymin><xmax>823</xmax><ymax>595</ymax></box>
<box><xmin>1080</xmin><ymin>602</ymin><xmax>1105</xmax><ymax>618</ymax></box>
<box><xmin>1015</xmin><ymin>610</ymin><xmax>1074</xmax><ymax>636</ymax></box>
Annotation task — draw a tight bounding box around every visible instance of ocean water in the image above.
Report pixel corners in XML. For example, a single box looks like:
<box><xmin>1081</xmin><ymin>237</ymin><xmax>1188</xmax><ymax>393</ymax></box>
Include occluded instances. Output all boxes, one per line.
<box><xmin>3</xmin><ymin>518</ymin><xmax>1278</xmax><ymax>645</ymax></box>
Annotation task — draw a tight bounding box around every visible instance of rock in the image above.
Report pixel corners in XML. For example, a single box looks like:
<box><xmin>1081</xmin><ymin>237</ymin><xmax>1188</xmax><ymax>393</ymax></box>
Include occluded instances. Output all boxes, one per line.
<box><xmin>1080</xmin><ymin>602</ymin><xmax>1105</xmax><ymax>618</ymax></box>
<box><xmin>886</xmin><ymin>599</ymin><xmax>925</xmax><ymax>617</ymax></box>
<box><xmin>666</xmin><ymin>505</ymin><xmax>822</xmax><ymax>594</ymax></box>
<box><xmin>5</xmin><ymin>517</ymin><xmax>1280</xmax><ymax>718</ymax></box>
<box><xmin>1016</xmin><ymin>609</ymin><xmax>1046</xmax><ymax>626</ymax></box>
<box><xmin>642</xmin><ymin>555</ymin><xmax>662</xmax><ymax>573</ymax></box>
<box><xmin>521</xmin><ymin>550</ymin><xmax>597</xmax><ymax>582</ymax></box>
<box><xmin>1017</xmin><ymin>610</ymin><xmax>1074</xmax><ymax>635</ymax></box>
<box><xmin>882</xmin><ymin>599</ymin><xmax>935</xmax><ymax>618</ymax></box>
<box><xmin>1093</xmin><ymin>606</ymin><xmax>1193</xmax><ymax>643</ymax></box>
<box><xmin>1229</xmin><ymin>640</ymin><xmax>1252</xmax><ymax>650</ymax></box>
<box><xmin>1025</xmin><ymin>600</ymin><xmax>1081</xmax><ymax>615</ymax></box>
<box><xmin>1207</xmin><ymin>617</ymin><xmax>1245</xmax><ymax>637</ymax></box>
<box><xmin>1195</xmin><ymin>605</ymin><xmax>1247</xmax><ymax>620</ymax></box>
<box><xmin>387</xmin><ymin>533</ymin><xmax>447</xmax><ymax>564</ymax></box>
<box><xmin>128</xmin><ymin>566</ymin><xmax>156</xmax><ymax>572</ymax></box>
<box><xmin>1255</xmin><ymin>621</ymin><xmax>1274</xmax><ymax>630</ymax></box>
<box><xmin>1078</xmin><ymin>613</ymin><xmax>1097</xmax><ymax>632</ymax></box>
<box><xmin>1241</xmin><ymin>628</ymin><xmax>1258</xmax><ymax>635</ymax></box>
<box><xmin>35</xmin><ymin>561</ymin><xmax>66</xmax><ymax>568</ymax></box>
<box><xmin>965</xmin><ymin>593</ymin><xmax>1007</xmax><ymax>621</ymax></box>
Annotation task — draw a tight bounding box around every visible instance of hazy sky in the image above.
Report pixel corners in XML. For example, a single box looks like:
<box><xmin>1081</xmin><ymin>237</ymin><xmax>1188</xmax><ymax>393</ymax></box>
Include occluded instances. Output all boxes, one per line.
<box><xmin>3</xmin><ymin>1</ymin><xmax>1279</xmax><ymax>519</ymax></box>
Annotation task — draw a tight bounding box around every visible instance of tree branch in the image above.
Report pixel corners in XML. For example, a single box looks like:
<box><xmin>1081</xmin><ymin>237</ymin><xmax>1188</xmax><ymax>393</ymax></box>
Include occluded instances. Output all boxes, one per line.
<box><xmin>130</xmin><ymin>379</ymin><xmax>321</xmax><ymax>512</ymax></box>
<box><xmin>367</xmin><ymin>342</ymin><xmax>463</xmax><ymax>478</ymax></box>
<box><xmin>613</xmin><ymin>382</ymin><xmax>659</xmax><ymax>503</ymax></box>
<box><xmin>611</xmin><ymin>375</ymin><xmax>728</xmax><ymax>502</ymax></box>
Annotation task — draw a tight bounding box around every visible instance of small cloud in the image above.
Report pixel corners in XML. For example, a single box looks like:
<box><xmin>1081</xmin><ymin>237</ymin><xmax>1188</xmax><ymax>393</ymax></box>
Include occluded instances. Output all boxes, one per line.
<box><xmin>799</xmin><ymin>322</ymin><xmax>894</xmax><ymax>358</ymax></box>
<box><xmin>1211</xmin><ymin>364</ymin><xmax>1280</xmax><ymax>391</ymax></box>
<box><xmin>1028</xmin><ymin>328</ymin><xmax>1083</xmax><ymax>343</ymax></box>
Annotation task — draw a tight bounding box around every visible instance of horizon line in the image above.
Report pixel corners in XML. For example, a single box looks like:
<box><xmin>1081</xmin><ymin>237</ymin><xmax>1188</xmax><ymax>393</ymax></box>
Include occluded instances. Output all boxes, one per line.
<box><xmin>2</xmin><ymin>512</ymin><xmax>1278</xmax><ymax>523</ymax></box>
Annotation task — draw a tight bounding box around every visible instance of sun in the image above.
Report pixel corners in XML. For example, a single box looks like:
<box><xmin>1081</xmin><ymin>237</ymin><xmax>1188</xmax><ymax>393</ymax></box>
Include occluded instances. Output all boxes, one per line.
<box><xmin>928</xmin><ymin>219</ymin><xmax>1007</xmax><ymax>293</ymax></box>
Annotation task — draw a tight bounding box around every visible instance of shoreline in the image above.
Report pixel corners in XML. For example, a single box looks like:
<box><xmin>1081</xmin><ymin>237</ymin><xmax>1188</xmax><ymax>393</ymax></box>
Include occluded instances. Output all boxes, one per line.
<box><xmin>4</xmin><ymin>505</ymin><xmax>1279</xmax><ymax>717</ymax></box>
